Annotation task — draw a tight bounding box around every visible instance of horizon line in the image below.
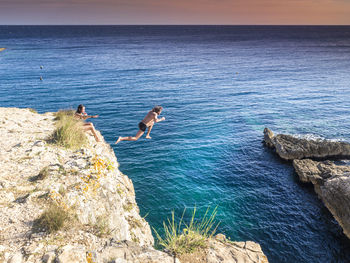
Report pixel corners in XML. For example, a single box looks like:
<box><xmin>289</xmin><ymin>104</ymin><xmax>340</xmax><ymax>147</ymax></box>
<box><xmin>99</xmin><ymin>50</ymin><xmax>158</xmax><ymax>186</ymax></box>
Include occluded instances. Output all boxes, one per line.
<box><xmin>1</xmin><ymin>24</ymin><xmax>350</xmax><ymax>26</ymax></box>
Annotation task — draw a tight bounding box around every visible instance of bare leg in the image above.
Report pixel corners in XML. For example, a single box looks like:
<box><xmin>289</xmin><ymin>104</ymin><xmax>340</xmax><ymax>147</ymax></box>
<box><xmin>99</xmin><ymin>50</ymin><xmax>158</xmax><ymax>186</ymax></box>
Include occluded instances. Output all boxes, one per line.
<box><xmin>83</xmin><ymin>123</ymin><xmax>100</xmax><ymax>142</ymax></box>
<box><xmin>145</xmin><ymin>124</ymin><xmax>153</xmax><ymax>139</ymax></box>
<box><xmin>115</xmin><ymin>130</ymin><xmax>144</xmax><ymax>144</ymax></box>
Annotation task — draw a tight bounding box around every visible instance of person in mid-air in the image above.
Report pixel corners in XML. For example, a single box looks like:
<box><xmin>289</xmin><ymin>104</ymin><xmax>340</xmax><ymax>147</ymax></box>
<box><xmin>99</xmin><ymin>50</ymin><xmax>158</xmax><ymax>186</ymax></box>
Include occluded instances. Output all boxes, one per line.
<box><xmin>74</xmin><ymin>104</ymin><xmax>100</xmax><ymax>142</ymax></box>
<box><xmin>115</xmin><ymin>106</ymin><xmax>165</xmax><ymax>144</ymax></box>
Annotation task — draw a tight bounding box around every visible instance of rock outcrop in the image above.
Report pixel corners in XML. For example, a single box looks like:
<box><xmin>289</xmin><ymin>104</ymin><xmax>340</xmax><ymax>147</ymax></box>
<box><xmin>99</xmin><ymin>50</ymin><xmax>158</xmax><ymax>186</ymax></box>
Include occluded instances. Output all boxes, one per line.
<box><xmin>264</xmin><ymin>128</ymin><xmax>350</xmax><ymax>160</ymax></box>
<box><xmin>264</xmin><ymin>128</ymin><xmax>350</xmax><ymax>239</ymax></box>
<box><xmin>178</xmin><ymin>234</ymin><xmax>268</xmax><ymax>263</ymax></box>
<box><xmin>206</xmin><ymin>235</ymin><xmax>268</xmax><ymax>263</ymax></box>
<box><xmin>0</xmin><ymin>107</ymin><xmax>269</xmax><ymax>263</ymax></box>
<box><xmin>293</xmin><ymin>159</ymin><xmax>350</xmax><ymax>238</ymax></box>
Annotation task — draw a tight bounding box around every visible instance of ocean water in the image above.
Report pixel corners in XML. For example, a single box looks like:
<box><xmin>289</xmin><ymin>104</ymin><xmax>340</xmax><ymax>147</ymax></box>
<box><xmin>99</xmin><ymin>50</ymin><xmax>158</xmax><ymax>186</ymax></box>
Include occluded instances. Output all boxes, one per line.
<box><xmin>1</xmin><ymin>25</ymin><xmax>350</xmax><ymax>262</ymax></box>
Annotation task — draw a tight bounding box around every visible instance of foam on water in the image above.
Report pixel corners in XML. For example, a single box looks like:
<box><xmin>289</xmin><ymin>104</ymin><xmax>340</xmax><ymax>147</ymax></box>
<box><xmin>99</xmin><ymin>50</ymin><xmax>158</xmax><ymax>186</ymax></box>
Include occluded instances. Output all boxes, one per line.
<box><xmin>288</xmin><ymin>133</ymin><xmax>347</xmax><ymax>142</ymax></box>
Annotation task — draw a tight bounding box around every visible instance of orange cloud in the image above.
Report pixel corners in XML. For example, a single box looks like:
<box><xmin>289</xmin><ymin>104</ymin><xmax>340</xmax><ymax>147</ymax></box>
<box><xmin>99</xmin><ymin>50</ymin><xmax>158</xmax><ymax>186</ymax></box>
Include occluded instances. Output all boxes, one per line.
<box><xmin>0</xmin><ymin>0</ymin><xmax>349</xmax><ymax>24</ymax></box>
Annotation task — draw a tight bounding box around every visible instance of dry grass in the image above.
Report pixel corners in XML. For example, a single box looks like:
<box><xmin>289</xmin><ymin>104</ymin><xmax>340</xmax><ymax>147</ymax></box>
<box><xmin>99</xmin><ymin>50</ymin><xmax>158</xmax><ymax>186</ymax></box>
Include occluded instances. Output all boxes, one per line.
<box><xmin>93</xmin><ymin>216</ymin><xmax>112</xmax><ymax>237</ymax></box>
<box><xmin>123</xmin><ymin>203</ymin><xmax>134</xmax><ymax>212</ymax></box>
<box><xmin>128</xmin><ymin>217</ymin><xmax>143</xmax><ymax>230</ymax></box>
<box><xmin>53</xmin><ymin>109</ymin><xmax>74</xmax><ymax>120</ymax></box>
<box><xmin>49</xmin><ymin>110</ymin><xmax>86</xmax><ymax>149</ymax></box>
<box><xmin>29</xmin><ymin>166</ymin><xmax>50</xmax><ymax>182</ymax></box>
<box><xmin>33</xmin><ymin>204</ymin><xmax>69</xmax><ymax>233</ymax></box>
<box><xmin>27</xmin><ymin>108</ymin><xmax>38</xmax><ymax>114</ymax></box>
<box><xmin>153</xmin><ymin>206</ymin><xmax>219</xmax><ymax>257</ymax></box>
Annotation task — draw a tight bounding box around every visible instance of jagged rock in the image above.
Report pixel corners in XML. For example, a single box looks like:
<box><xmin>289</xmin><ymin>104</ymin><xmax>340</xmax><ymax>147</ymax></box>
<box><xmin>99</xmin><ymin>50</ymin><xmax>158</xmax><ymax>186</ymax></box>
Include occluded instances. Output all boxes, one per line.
<box><xmin>100</xmin><ymin>241</ymin><xmax>179</xmax><ymax>263</ymax></box>
<box><xmin>263</xmin><ymin>128</ymin><xmax>350</xmax><ymax>160</ymax></box>
<box><xmin>293</xmin><ymin>159</ymin><xmax>350</xmax><ymax>239</ymax></box>
<box><xmin>42</xmin><ymin>252</ymin><xmax>56</xmax><ymax>263</ymax></box>
<box><xmin>178</xmin><ymin>235</ymin><xmax>268</xmax><ymax>263</ymax></box>
<box><xmin>206</xmin><ymin>238</ymin><xmax>268</xmax><ymax>263</ymax></box>
<box><xmin>293</xmin><ymin>159</ymin><xmax>324</xmax><ymax>184</ymax></box>
<box><xmin>56</xmin><ymin>245</ymin><xmax>87</xmax><ymax>263</ymax></box>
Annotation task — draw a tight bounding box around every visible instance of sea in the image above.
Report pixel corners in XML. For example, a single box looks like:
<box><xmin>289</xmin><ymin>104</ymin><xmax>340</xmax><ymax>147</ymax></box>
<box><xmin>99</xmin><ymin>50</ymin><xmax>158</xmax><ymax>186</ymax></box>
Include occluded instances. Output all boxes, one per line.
<box><xmin>1</xmin><ymin>25</ymin><xmax>350</xmax><ymax>263</ymax></box>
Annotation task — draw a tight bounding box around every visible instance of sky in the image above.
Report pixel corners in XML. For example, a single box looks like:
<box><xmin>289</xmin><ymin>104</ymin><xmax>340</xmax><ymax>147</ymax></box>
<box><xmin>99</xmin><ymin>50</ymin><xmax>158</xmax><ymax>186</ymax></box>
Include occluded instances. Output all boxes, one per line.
<box><xmin>0</xmin><ymin>0</ymin><xmax>350</xmax><ymax>25</ymax></box>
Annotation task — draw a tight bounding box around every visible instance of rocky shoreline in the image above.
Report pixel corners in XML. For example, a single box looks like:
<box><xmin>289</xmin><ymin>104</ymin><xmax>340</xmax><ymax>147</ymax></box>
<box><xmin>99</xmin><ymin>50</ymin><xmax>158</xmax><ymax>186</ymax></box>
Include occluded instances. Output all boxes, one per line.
<box><xmin>0</xmin><ymin>107</ymin><xmax>268</xmax><ymax>263</ymax></box>
<box><xmin>264</xmin><ymin>128</ymin><xmax>350</xmax><ymax>239</ymax></box>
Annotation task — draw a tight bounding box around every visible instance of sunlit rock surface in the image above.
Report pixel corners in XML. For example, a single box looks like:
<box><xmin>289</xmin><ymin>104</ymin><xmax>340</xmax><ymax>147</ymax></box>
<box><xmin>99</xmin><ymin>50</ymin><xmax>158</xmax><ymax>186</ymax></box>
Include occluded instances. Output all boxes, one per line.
<box><xmin>0</xmin><ymin>108</ymin><xmax>269</xmax><ymax>263</ymax></box>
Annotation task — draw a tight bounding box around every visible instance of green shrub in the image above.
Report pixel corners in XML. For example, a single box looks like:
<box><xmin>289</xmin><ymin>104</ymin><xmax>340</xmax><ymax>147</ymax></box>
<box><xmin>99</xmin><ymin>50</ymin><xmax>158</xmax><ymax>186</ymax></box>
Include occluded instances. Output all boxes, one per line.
<box><xmin>34</xmin><ymin>204</ymin><xmax>69</xmax><ymax>233</ymax></box>
<box><xmin>153</xmin><ymin>206</ymin><xmax>219</xmax><ymax>256</ymax></box>
<box><xmin>49</xmin><ymin>110</ymin><xmax>86</xmax><ymax>149</ymax></box>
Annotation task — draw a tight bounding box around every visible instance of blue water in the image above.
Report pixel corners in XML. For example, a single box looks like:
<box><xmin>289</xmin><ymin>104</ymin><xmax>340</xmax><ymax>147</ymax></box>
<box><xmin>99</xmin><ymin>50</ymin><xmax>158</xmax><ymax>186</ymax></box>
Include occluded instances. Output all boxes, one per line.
<box><xmin>1</xmin><ymin>26</ymin><xmax>350</xmax><ymax>262</ymax></box>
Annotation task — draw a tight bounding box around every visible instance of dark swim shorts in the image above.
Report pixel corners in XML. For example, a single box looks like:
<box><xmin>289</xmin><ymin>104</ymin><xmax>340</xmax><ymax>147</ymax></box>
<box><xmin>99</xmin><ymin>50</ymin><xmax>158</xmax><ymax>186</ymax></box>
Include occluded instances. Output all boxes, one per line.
<box><xmin>138</xmin><ymin>122</ymin><xmax>147</xmax><ymax>132</ymax></box>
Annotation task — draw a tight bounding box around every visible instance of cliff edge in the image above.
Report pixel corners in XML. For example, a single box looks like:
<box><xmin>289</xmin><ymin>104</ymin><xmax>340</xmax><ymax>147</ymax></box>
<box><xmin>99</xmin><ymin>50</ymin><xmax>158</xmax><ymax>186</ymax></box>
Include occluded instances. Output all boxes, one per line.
<box><xmin>0</xmin><ymin>108</ymin><xmax>268</xmax><ymax>263</ymax></box>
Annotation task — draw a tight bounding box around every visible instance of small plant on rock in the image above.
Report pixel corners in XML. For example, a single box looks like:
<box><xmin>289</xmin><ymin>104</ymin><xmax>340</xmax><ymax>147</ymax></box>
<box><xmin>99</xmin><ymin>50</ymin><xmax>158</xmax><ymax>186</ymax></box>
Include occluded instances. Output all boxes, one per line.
<box><xmin>33</xmin><ymin>204</ymin><xmax>69</xmax><ymax>233</ymax></box>
<box><xmin>153</xmin><ymin>206</ymin><xmax>219</xmax><ymax>257</ymax></box>
<box><xmin>29</xmin><ymin>166</ymin><xmax>50</xmax><ymax>182</ymax></box>
<box><xmin>27</xmin><ymin>108</ymin><xmax>38</xmax><ymax>114</ymax></box>
<box><xmin>123</xmin><ymin>203</ymin><xmax>134</xmax><ymax>212</ymax></box>
<box><xmin>53</xmin><ymin>109</ymin><xmax>75</xmax><ymax>121</ymax></box>
<box><xmin>37</xmin><ymin>166</ymin><xmax>49</xmax><ymax>180</ymax></box>
<box><xmin>93</xmin><ymin>215</ymin><xmax>112</xmax><ymax>237</ymax></box>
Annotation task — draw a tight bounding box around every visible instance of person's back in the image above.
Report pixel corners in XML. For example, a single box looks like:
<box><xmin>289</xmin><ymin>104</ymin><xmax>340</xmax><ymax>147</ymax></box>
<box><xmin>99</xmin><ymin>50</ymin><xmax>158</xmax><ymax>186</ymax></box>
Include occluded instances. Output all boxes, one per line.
<box><xmin>142</xmin><ymin>111</ymin><xmax>157</xmax><ymax>126</ymax></box>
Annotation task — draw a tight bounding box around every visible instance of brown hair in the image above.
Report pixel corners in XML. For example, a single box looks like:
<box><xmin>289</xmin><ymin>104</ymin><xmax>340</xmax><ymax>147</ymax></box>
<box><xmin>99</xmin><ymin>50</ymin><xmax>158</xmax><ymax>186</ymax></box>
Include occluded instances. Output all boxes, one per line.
<box><xmin>76</xmin><ymin>104</ymin><xmax>85</xmax><ymax>114</ymax></box>
<box><xmin>152</xmin><ymin>106</ymin><xmax>163</xmax><ymax>114</ymax></box>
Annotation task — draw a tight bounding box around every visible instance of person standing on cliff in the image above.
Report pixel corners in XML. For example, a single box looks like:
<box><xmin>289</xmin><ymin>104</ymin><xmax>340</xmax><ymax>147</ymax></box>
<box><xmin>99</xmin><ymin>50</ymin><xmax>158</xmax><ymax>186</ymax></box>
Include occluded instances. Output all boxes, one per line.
<box><xmin>115</xmin><ymin>106</ymin><xmax>165</xmax><ymax>144</ymax></box>
<box><xmin>74</xmin><ymin>104</ymin><xmax>100</xmax><ymax>142</ymax></box>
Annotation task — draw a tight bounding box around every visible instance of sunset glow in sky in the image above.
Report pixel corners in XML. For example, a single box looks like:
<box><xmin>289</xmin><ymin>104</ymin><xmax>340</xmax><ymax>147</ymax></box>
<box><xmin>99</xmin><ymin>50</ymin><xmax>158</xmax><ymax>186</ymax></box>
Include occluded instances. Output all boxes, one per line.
<box><xmin>1</xmin><ymin>0</ymin><xmax>350</xmax><ymax>25</ymax></box>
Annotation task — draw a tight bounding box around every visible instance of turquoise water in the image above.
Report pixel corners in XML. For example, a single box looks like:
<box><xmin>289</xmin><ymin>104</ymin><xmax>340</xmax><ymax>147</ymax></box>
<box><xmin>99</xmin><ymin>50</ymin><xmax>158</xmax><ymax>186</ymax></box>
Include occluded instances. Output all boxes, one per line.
<box><xmin>1</xmin><ymin>26</ymin><xmax>350</xmax><ymax>262</ymax></box>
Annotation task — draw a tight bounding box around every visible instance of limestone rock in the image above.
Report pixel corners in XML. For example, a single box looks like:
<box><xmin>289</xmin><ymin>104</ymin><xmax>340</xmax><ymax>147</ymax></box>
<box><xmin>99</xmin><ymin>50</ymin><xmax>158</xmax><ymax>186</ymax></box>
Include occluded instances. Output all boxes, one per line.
<box><xmin>100</xmin><ymin>241</ymin><xmax>178</xmax><ymax>263</ymax></box>
<box><xmin>42</xmin><ymin>252</ymin><xmax>56</xmax><ymax>263</ymax></box>
<box><xmin>322</xmin><ymin>175</ymin><xmax>350</xmax><ymax>238</ymax></box>
<box><xmin>7</xmin><ymin>251</ymin><xmax>23</xmax><ymax>263</ymax></box>
<box><xmin>0</xmin><ymin>107</ymin><xmax>153</xmax><ymax>262</ymax></box>
<box><xmin>293</xmin><ymin>159</ymin><xmax>324</xmax><ymax>184</ymax></box>
<box><xmin>263</xmin><ymin>128</ymin><xmax>350</xmax><ymax>160</ymax></box>
<box><xmin>293</xmin><ymin>159</ymin><xmax>350</xmax><ymax>239</ymax></box>
<box><xmin>57</xmin><ymin>245</ymin><xmax>87</xmax><ymax>263</ymax></box>
<box><xmin>178</xmin><ymin>235</ymin><xmax>268</xmax><ymax>263</ymax></box>
<box><xmin>265</xmin><ymin>128</ymin><xmax>350</xmax><ymax>240</ymax></box>
<box><xmin>206</xmin><ymin>236</ymin><xmax>268</xmax><ymax>263</ymax></box>
<box><xmin>0</xmin><ymin>108</ymin><xmax>269</xmax><ymax>263</ymax></box>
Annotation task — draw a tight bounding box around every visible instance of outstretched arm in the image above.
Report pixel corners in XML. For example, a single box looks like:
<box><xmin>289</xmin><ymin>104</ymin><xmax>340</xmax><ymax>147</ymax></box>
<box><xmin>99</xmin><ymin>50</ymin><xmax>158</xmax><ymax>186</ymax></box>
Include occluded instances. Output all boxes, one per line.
<box><xmin>155</xmin><ymin>116</ymin><xmax>165</xmax><ymax>123</ymax></box>
<box><xmin>74</xmin><ymin>113</ymin><xmax>99</xmax><ymax>120</ymax></box>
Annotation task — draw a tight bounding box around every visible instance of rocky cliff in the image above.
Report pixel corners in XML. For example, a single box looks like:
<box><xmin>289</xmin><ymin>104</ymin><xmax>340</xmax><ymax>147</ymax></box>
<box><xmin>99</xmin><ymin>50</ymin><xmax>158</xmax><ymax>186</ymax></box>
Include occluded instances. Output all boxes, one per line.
<box><xmin>264</xmin><ymin>128</ymin><xmax>350</xmax><ymax>239</ymax></box>
<box><xmin>0</xmin><ymin>108</ymin><xmax>268</xmax><ymax>263</ymax></box>
<box><xmin>293</xmin><ymin>159</ymin><xmax>350</xmax><ymax>239</ymax></box>
<box><xmin>264</xmin><ymin>128</ymin><xmax>350</xmax><ymax>160</ymax></box>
